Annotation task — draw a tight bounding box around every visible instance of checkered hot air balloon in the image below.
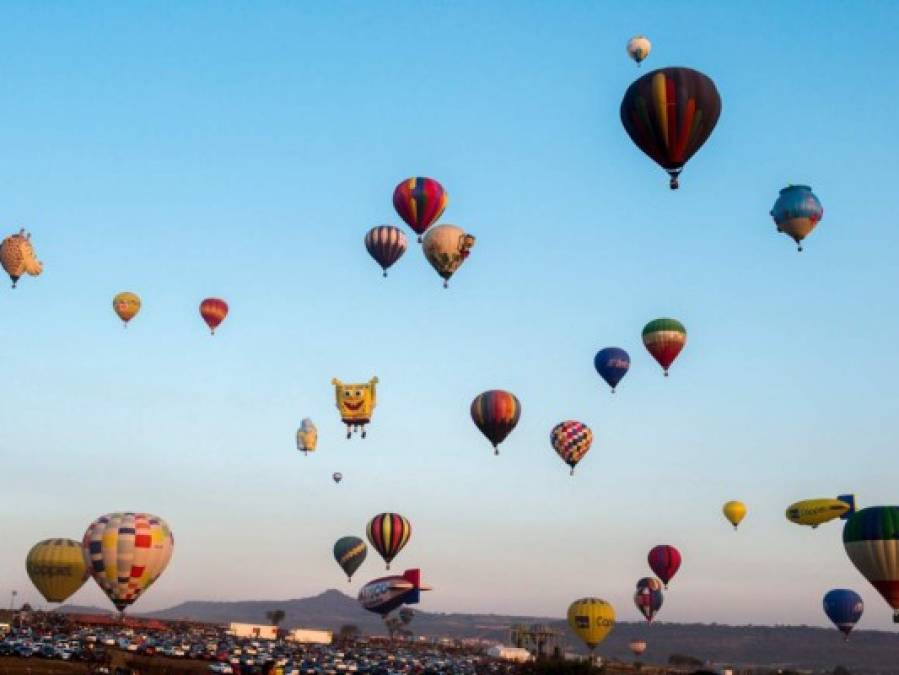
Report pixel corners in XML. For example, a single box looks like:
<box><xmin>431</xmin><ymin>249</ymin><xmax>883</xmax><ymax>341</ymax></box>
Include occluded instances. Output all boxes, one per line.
<box><xmin>550</xmin><ymin>420</ymin><xmax>594</xmax><ymax>475</ymax></box>
<box><xmin>393</xmin><ymin>177</ymin><xmax>448</xmax><ymax>242</ymax></box>
<box><xmin>366</xmin><ymin>513</ymin><xmax>411</xmax><ymax>570</ymax></box>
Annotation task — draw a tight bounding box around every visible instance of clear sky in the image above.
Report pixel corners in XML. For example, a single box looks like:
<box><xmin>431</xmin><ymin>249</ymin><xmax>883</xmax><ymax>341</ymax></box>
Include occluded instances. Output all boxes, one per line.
<box><xmin>2</xmin><ymin>1</ymin><xmax>899</xmax><ymax>631</ymax></box>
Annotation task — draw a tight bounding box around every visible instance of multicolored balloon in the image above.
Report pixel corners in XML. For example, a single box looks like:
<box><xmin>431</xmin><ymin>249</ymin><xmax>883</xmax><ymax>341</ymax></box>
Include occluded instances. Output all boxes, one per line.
<box><xmin>823</xmin><ymin>589</ymin><xmax>863</xmax><ymax>640</ymax></box>
<box><xmin>112</xmin><ymin>292</ymin><xmax>141</xmax><ymax>327</ymax></box>
<box><xmin>332</xmin><ymin>472</ymin><xmax>343</xmax><ymax>484</ymax></box>
<box><xmin>550</xmin><ymin>420</ymin><xmax>594</xmax><ymax>475</ymax></box>
<box><xmin>365</xmin><ymin>226</ymin><xmax>408</xmax><ymax>277</ymax></box>
<box><xmin>642</xmin><ymin>318</ymin><xmax>686</xmax><ymax>376</ymax></box>
<box><xmin>567</xmin><ymin>598</ymin><xmax>615</xmax><ymax>655</ymax></box>
<box><xmin>200</xmin><ymin>298</ymin><xmax>228</xmax><ymax>335</ymax></box>
<box><xmin>648</xmin><ymin>545</ymin><xmax>681</xmax><ymax>589</ymax></box>
<box><xmin>471</xmin><ymin>390</ymin><xmax>521</xmax><ymax>455</ymax></box>
<box><xmin>333</xmin><ymin>536</ymin><xmax>367</xmax><ymax>582</ymax></box>
<box><xmin>626</xmin><ymin>36</ymin><xmax>651</xmax><ymax>66</ymax></box>
<box><xmin>82</xmin><ymin>512</ymin><xmax>174</xmax><ymax>612</ymax></box>
<box><xmin>620</xmin><ymin>67</ymin><xmax>721</xmax><ymax>189</ymax></box>
<box><xmin>843</xmin><ymin>506</ymin><xmax>899</xmax><ymax>622</ymax></box>
<box><xmin>722</xmin><ymin>501</ymin><xmax>747</xmax><ymax>530</ymax></box>
<box><xmin>629</xmin><ymin>640</ymin><xmax>647</xmax><ymax>657</ymax></box>
<box><xmin>393</xmin><ymin>177</ymin><xmax>448</xmax><ymax>242</ymax></box>
<box><xmin>593</xmin><ymin>347</ymin><xmax>630</xmax><ymax>393</ymax></box>
<box><xmin>770</xmin><ymin>185</ymin><xmax>823</xmax><ymax>252</ymax></box>
<box><xmin>26</xmin><ymin>539</ymin><xmax>87</xmax><ymax>603</ymax></box>
<box><xmin>421</xmin><ymin>224</ymin><xmax>475</xmax><ymax>288</ymax></box>
<box><xmin>0</xmin><ymin>229</ymin><xmax>43</xmax><ymax>288</ymax></box>
<box><xmin>367</xmin><ymin>513</ymin><xmax>411</xmax><ymax>570</ymax></box>
<box><xmin>634</xmin><ymin>577</ymin><xmax>663</xmax><ymax>623</ymax></box>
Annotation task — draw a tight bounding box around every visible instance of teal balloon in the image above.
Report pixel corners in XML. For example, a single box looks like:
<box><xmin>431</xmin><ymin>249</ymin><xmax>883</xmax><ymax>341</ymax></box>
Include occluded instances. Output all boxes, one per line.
<box><xmin>333</xmin><ymin>536</ymin><xmax>367</xmax><ymax>582</ymax></box>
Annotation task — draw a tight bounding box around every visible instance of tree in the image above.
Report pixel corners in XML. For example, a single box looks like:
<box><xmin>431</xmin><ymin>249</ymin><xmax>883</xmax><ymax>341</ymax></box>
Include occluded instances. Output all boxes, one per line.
<box><xmin>833</xmin><ymin>668</ymin><xmax>853</xmax><ymax>675</ymax></box>
<box><xmin>265</xmin><ymin>609</ymin><xmax>286</xmax><ymax>627</ymax></box>
<box><xmin>337</xmin><ymin>624</ymin><xmax>360</xmax><ymax>643</ymax></box>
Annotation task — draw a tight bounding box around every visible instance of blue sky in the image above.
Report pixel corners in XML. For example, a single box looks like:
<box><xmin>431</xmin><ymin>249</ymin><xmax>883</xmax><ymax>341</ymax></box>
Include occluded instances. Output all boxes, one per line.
<box><xmin>2</xmin><ymin>1</ymin><xmax>899</xmax><ymax>632</ymax></box>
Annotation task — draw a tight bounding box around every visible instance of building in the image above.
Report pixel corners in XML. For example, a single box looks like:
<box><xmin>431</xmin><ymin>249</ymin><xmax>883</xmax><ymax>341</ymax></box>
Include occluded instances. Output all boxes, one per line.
<box><xmin>227</xmin><ymin>622</ymin><xmax>278</xmax><ymax>640</ymax></box>
<box><xmin>487</xmin><ymin>646</ymin><xmax>532</xmax><ymax>663</ymax></box>
<box><xmin>287</xmin><ymin>628</ymin><xmax>332</xmax><ymax>645</ymax></box>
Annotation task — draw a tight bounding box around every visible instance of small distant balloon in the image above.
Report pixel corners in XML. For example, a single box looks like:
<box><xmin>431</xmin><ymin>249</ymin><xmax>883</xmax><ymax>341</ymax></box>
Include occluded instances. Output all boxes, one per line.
<box><xmin>200</xmin><ymin>298</ymin><xmax>228</xmax><ymax>335</ymax></box>
<box><xmin>626</xmin><ymin>36</ymin><xmax>651</xmax><ymax>66</ymax></box>
<box><xmin>332</xmin><ymin>472</ymin><xmax>343</xmax><ymax>484</ymax></box>
<box><xmin>421</xmin><ymin>225</ymin><xmax>475</xmax><ymax>288</ymax></box>
<box><xmin>594</xmin><ymin>347</ymin><xmax>630</xmax><ymax>393</ymax></box>
<box><xmin>823</xmin><ymin>589</ymin><xmax>863</xmax><ymax>640</ymax></box>
<box><xmin>550</xmin><ymin>420</ymin><xmax>593</xmax><ymax>475</ymax></box>
<box><xmin>333</xmin><ymin>536</ymin><xmax>367</xmax><ymax>582</ymax></box>
<box><xmin>365</xmin><ymin>225</ymin><xmax>408</xmax><ymax>277</ymax></box>
<box><xmin>393</xmin><ymin>177</ymin><xmax>448</xmax><ymax>242</ymax></box>
<box><xmin>723</xmin><ymin>501</ymin><xmax>747</xmax><ymax>530</ymax></box>
<box><xmin>113</xmin><ymin>292</ymin><xmax>141</xmax><ymax>327</ymax></box>
<box><xmin>648</xmin><ymin>545</ymin><xmax>681</xmax><ymax>589</ymax></box>
<box><xmin>642</xmin><ymin>318</ymin><xmax>686</xmax><ymax>376</ymax></box>
<box><xmin>629</xmin><ymin>639</ymin><xmax>647</xmax><ymax>657</ymax></box>
<box><xmin>471</xmin><ymin>390</ymin><xmax>521</xmax><ymax>455</ymax></box>
<box><xmin>0</xmin><ymin>228</ymin><xmax>43</xmax><ymax>288</ymax></box>
<box><xmin>367</xmin><ymin>512</ymin><xmax>412</xmax><ymax>570</ymax></box>
<box><xmin>296</xmin><ymin>418</ymin><xmax>318</xmax><ymax>455</ymax></box>
<box><xmin>634</xmin><ymin>577</ymin><xmax>663</xmax><ymax>623</ymax></box>
<box><xmin>770</xmin><ymin>185</ymin><xmax>823</xmax><ymax>252</ymax></box>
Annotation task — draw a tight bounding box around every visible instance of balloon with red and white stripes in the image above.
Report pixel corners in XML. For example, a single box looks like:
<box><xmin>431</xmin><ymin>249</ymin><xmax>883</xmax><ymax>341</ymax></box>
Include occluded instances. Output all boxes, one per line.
<box><xmin>365</xmin><ymin>226</ymin><xmax>408</xmax><ymax>277</ymax></box>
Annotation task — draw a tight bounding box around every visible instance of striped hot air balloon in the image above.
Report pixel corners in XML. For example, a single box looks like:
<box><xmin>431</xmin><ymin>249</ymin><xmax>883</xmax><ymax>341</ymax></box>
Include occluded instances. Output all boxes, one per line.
<box><xmin>471</xmin><ymin>390</ymin><xmax>521</xmax><ymax>455</ymax></box>
<box><xmin>648</xmin><ymin>545</ymin><xmax>681</xmax><ymax>589</ymax></box>
<box><xmin>200</xmin><ymin>298</ymin><xmax>228</xmax><ymax>335</ymax></box>
<box><xmin>642</xmin><ymin>318</ymin><xmax>686</xmax><ymax>376</ymax></box>
<box><xmin>333</xmin><ymin>536</ymin><xmax>366</xmax><ymax>582</ymax></box>
<box><xmin>367</xmin><ymin>513</ymin><xmax>411</xmax><ymax>570</ymax></box>
<box><xmin>365</xmin><ymin>226</ymin><xmax>408</xmax><ymax>277</ymax></box>
<box><xmin>550</xmin><ymin>420</ymin><xmax>594</xmax><ymax>475</ymax></box>
<box><xmin>26</xmin><ymin>539</ymin><xmax>88</xmax><ymax>603</ymax></box>
<box><xmin>843</xmin><ymin>507</ymin><xmax>899</xmax><ymax>623</ymax></box>
<box><xmin>393</xmin><ymin>177</ymin><xmax>448</xmax><ymax>242</ymax></box>
<box><xmin>634</xmin><ymin>577</ymin><xmax>663</xmax><ymax>622</ymax></box>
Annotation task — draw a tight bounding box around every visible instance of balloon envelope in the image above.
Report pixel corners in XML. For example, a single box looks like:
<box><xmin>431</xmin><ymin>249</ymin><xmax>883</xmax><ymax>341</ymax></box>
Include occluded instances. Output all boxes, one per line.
<box><xmin>365</xmin><ymin>225</ymin><xmax>407</xmax><ymax>277</ymax></box>
<box><xmin>823</xmin><ymin>589</ymin><xmax>863</xmax><ymax>638</ymax></box>
<box><xmin>634</xmin><ymin>577</ymin><xmax>663</xmax><ymax>622</ymax></box>
<box><xmin>642</xmin><ymin>318</ymin><xmax>686</xmax><ymax>375</ymax></box>
<box><xmin>567</xmin><ymin>598</ymin><xmax>615</xmax><ymax>651</ymax></box>
<box><xmin>594</xmin><ymin>347</ymin><xmax>630</xmax><ymax>392</ymax></box>
<box><xmin>113</xmin><ymin>292</ymin><xmax>141</xmax><ymax>325</ymax></box>
<box><xmin>471</xmin><ymin>390</ymin><xmax>521</xmax><ymax>454</ymax></box>
<box><xmin>367</xmin><ymin>513</ymin><xmax>411</xmax><ymax>570</ymax></box>
<box><xmin>629</xmin><ymin>639</ymin><xmax>647</xmax><ymax>656</ymax></box>
<box><xmin>26</xmin><ymin>539</ymin><xmax>87</xmax><ymax>603</ymax></box>
<box><xmin>0</xmin><ymin>229</ymin><xmax>43</xmax><ymax>287</ymax></box>
<box><xmin>648</xmin><ymin>545</ymin><xmax>681</xmax><ymax>588</ymax></box>
<box><xmin>296</xmin><ymin>418</ymin><xmax>318</xmax><ymax>454</ymax></box>
<box><xmin>393</xmin><ymin>177</ymin><xmax>448</xmax><ymax>240</ymax></box>
<box><xmin>770</xmin><ymin>185</ymin><xmax>823</xmax><ymax>251</ymax></box>
<box><xmin>333</xmin><ymin>536</ymin><xmax>367</xmax><ymax>581</ymax></box>
<box><xmin>200</xmin><ymin>298</ymin><xmax>228</xmax><ymax>334</ymax></box>
<box><xmin>421</xmin><ymin>225</ymin><xmax>475</xmax><ymax>287</ymax></box>
<box><xmin>843</xmin><ymin>506</ymin><xmax>899</xmax><ymax>622</ymax></box>
<box><xmin>550</xmin><ymin>420</ymin><xmax>593</xmax><ymax>475</ymax></box>
<box><xmin>332</xmin><ymin>472</ymin><xmax>343</xmax><ymax>484</ymax></box>
<box><xmin>626</xmin><ymin>36</ymin><xmax>651</xmax><ymax>65</ymax></box>
<box><xmin>723</xmin><ymin>501</ymin><xmax>747</xmax><ymax>529</ymax></box>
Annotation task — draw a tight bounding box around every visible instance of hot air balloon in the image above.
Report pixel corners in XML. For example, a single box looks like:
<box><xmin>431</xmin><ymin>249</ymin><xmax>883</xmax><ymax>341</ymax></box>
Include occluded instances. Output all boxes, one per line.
<box><xmin>843</xmin><ymin>506</ymin><xmax>899</xmax><ymax>622</ymax></box>
<box><xmin>296</xmin><ymin>418</ymin><xmax>318</xmax><ymax>455</ymax></box>
<box><xmin>200</xmin><ymin>298</ymin><xmax>228</xmax><ymax>335</ymax></box>
<box><xmin>550</xmin><ymin>420</ymin><xmax>594</xmax><ymax>475</ymax></box>
<box><xmin>333</xmin><ymin>536</ymin><xmax>367</xmax><ymax>582</ymax></box>
<box><xmin>112</xmin><ymin>292</ymin><xmax>141</xmax><ymax>327</ymax></box>
<box><xmin>634</xmin><ymin>577</ymin><xmax>663</xmax><ymax>622</ymax></box>
<box><xmin>421</xmin><ymin>225</ymin><xmax>475</xmax><ymax>288</ymax></box>
<box><xmin>620</xmin><ymin>67</ymin><xmax>721</xmax><ymax>189</ymax></box>
<box><xmin>626</xmin><ymin>36</ymin><xmax>651</xmax><ymax>66</ymax></box>
<box><xmin>82</xmin><ymin>512</ymin><xmax>173</xmax><ymax>613</ymax></box>
<box><xmin>26</xmin><ymin>539</ymin><xmax>87</xmax><ymax>604</ymax></box>
<box><xmin>333</xmin><ymin>472</ymin><xmax>343</xmax><ymax>484</ymax></box>
<box><xmin>471</xmin><ymin>390</ymin><xmax>521</xmax><ymax>455</ymax></box>
<box><xmin>367</xmin><ymin>513</ymin><xmax>411</xmax><ymax>570</ymax></box>
<box><xmin>0</xmin><ymin>229</ymin><xmax>43</xmax><ymax>288</ymax></box>
<box><xmin>648</xmin><ymin>545</ymin><xmax>681</xmax><ymax>589</ymax></box>
<box><xmin>823</xmin><ymin>589</ymin><xmax>863</xmax><ymax>640</ymax></box>
<box><xmin>332</xmin><ymin>377</ymin><xmax>378</xmax><ymax>438</ymax></box>
<box><xmin>770</xmin><ymin>185</ymin><xmax>823</xmax><ymax>252</ymax></box>
<box><xmin>567</xmin><ymin>598</ymin><xmax>615</xmax><ymax>660</ymax></box>
<box><xmin>393</xmin><ymin>177</ymin><xmax>448</xmax><ymax>242</ymax></box>
<box><xmin>723</xmin><ymin>501</ymin><xmax>747</xmax><ymax>530</ymax></box>
<box><xmin>642</xmin><ymin>318</ymin><xmax>686</xmax><ymax>376</ymax></box>
<box><xmin>365</xmin><ymin>226</ymin><xmax>408</xmax><ymax>277</ymax></box>
<box><xmin>629</xmin><ymin>640</ymin><xmax>647</xmax><ymax>657</ymax></box>
<box><xmin>594</xmin><ymin>348</ymin><xmax>630</xmax><ymax>393</ymax></box>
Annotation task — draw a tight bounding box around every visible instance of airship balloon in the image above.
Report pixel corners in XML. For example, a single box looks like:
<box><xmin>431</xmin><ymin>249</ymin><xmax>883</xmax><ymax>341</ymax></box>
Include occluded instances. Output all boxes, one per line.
<box><xmin>471</xmin><ymin>390</ymin><xmax>521</xmax><ymax>455</ymax></box>
<box><xmin>843</xmin><ymin>506</ymin><xmax>899</xmax><ymax>622</ymax></box>
<box><xmin>0</xmin><ymin>229</ymin><xmax>43</xmax><ymax>288</ymax></box>
<box><xmin>594</xmin><ymin>347</ymin><xmax>630</xmax><ymax>393</ymax></box>
<box><xmin>648</xmin><ymin>545</ymin><xmax>681</xmax><ymax>589</ymax></box>
<box><xmin>365</xmin><ymin>225</ymin><xmax>407</xmax><ymax>277</ymax></box>
<box><xmin>626</xmin><ymin>36</ymin><xmax>651</xmax><ymax>66</ymax></box>
<box><xmin>642</xmin><ymin>318</ymin><xmax>686</xmax><ymax>376</ymax></box>
<box><xmin>296</xmin><ymin>418</ymin><xmax>318</xmax><ymax>455</ymax></box>
<box><xmin>199</xmin><ymin>298</ymin><xmax>228</xmax><ymax>335</ymax></box>
<box><xmin>358</xmin><ymin>568</ymin><xmax>431</xmax><ymax>616</ymax></box>
<box><xmin>723</xmin><ymin>501</ymin><xmax>747</xmax><ymax>530</ymax></box>
<box><xmin>421</xmin><ymin>224</ymin><xmax>475</xmax><ymax>288</ymax></box>
<box><xmin>786</xmin><ymin>495</ymin><xmax>855</xmax><ymax>528</ymax></box>
<box><xmin>634</xmin><ymin>577</ymin><xmax>663</xmax><ymax>622</ymax></box>
<box><xmin>332</xmin><ymin>377</ymin><xmax>378</xmax><ymax>439</ymax></box>
<box><xmin>367</xmin><ymin>512</ymin><xmax>411</xmax><ymax>570</ymax></box>
<box><xmin>770</xmin><ymin>185</ymin><xmax>823</xmax><ymax>252</ymax></box>
<box><xmin>823</xmin><ymin>589</ymin><xmax>863</xmax><ymax>640</ymax></box>
<box><xmin>26</xmin><ymin>539</ymin><xmax>87</xmax><ymax>603</ymax></box>
<box><xmin>621</xmin><ymin>67</ymin><xmax>721</xmax><ymax>189</ymax></box>
<box><xmin>629</xmin><ymin>640</ymin><xmax>647</xmax><ymax>657</ymax></box>
<box><xmin>333</xmin><ymin>536</ymin><xmax>367</xmax><ymax>582</ymax></box>
<box><xmin>393</xmin><ymin>177</ymin><xmax>448</xmax><ymax>242</ymax></box>
<box><xmin>82</xmin><ymin>512</ymin><xmax>174</xmax><ymax>613</ymax></box>
<box><xmin>550</xmin><ymin>420</ymin><xmax>594</xmax><ymax>475</ymax></box>
<box><xmin>567</xmin><ymin>598</ymin><xmax>615</xmax><ymax>658</ymax></box>
<box><xmin>112</xmin><ymin>292</ymin><xmax>141</xmax><ymax>327</ymax></box>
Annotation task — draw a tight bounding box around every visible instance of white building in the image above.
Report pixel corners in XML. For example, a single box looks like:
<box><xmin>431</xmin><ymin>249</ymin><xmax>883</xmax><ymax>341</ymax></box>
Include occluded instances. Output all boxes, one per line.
<box><xmin>227</xmin><ymin>623</ymin><xmax>278</xmax><ymax>640</ymax></box>
<box><xmin>487</xmin><ymin>646</ymin><xmax>532</xmax><ymax>663</ymax></box>
<box><xmin>287</xmin><ymin>628</ymin><xmax>332</xmax><ymax>645</ymax></box>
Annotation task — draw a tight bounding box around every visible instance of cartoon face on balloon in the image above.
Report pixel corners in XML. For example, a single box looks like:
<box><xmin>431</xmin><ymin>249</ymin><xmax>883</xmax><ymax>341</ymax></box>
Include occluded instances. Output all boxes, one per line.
<box><xmin>332</xmin><ymin>377</ymin><xmax>378</xmax><ymax>438</ymax></box>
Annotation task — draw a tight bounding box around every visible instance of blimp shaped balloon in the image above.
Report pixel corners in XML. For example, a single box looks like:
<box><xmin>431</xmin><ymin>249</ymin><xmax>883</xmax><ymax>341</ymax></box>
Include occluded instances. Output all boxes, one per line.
<box><xmin>786</xmin><ymin>494</ymin><xmax>855</xmax><ymax>528</ymax></box>
<box><xmin>358</xmin><ymin>568</ymin><xmax>431</xmax><ymax>616</ymax></box>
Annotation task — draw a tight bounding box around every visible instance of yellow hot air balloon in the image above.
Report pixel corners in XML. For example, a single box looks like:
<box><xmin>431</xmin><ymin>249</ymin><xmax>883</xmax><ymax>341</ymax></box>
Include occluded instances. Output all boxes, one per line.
<box><xmin>0</xmin><ymin>228</ymin><xmax>43</xmax><ymax>288</ymax></box>
<box><xmin>786</xmin><ymin>495</ymin><xmax>855</xmax><ymax>528</ymax></box>
<box><xmin>26</xmin><ymin>539</ymin><xmax>88</xmax><ymax>603</ymax></box>
<box><xmin>112</xmin><ymin>292</ymin><xmax>141</xmax><ymax>327</ymax></box>
<box><xmin>421</xmin><ymin>224</ymin><xmax>475</xmax><ymax>288</ymax></box>
<box><xmin>567</xmin><ymin>597</ymin><xmax>615</xmax><ymax>660</ymax></box>
<box><xmin>723</xmin><ymin>501</ymin><xmax>747</xmax><ymax>530</ymax></box>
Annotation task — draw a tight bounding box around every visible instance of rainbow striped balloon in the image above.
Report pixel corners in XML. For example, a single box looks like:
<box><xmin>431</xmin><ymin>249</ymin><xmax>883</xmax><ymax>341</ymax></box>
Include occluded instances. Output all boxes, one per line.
<box><xmin>366</xmin><ymin>513</ymin><xmax>411</xmax><ymax>570</ymax></box>
<box><xmin>642</xmin><ymin>318</ymin><xmax>687</xmax><ymax>376</ymax></box>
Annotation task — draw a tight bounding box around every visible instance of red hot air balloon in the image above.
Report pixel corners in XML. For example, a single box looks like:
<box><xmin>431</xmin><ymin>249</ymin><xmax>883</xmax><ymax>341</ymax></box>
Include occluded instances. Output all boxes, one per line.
<box><xmin>470</xmin><ymin>390</ymin><xmax>521</xmax><ymax>455</ymax></box>
<box><xmin>620</xmin><ymin>67</ymin><xmax>722</xmax><ymax>189</ymax></box>
<box><xmin>642</xmin><ymin>318</ymin><xmax>686</xmax><ymax>376</ymax></box>
<box><xmin>200</xmin><ymin>298</ymin><xmax>228</xmax><ymax>335</ymax></box>
<box><xmin>393</xmin><ymin>177</ymin><xmax>448</xmax><ymax>242</ymax></box>
<box><xmin>648</xmin><ymin>545</ymin><xmax>681</xmax><ymax>589</ymax></box>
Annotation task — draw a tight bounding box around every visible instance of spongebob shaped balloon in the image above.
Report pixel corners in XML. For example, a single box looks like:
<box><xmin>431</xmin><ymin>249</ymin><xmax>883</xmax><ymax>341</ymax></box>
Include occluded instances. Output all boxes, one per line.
<box><xmin>296</xmin><ymin>418</ymin><xmax>318</xmax><ymax>455</ymax></box>
<box><xmin>332</xmin><ymin>377</ymin><xmax>378</xmax><ymax>439</ymax></box>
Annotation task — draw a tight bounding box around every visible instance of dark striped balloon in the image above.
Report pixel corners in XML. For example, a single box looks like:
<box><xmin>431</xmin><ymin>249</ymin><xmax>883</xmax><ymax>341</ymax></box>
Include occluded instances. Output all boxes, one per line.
<box><xmin>471</xmin><ymin>390</ymin><xmax>521</xmax><ymax>455</ymax></box>
<box><xmin>365</xmin><ymin>226</ymin><xmax>408</xmax><ymax>277</ymax></box>
<box><xmin>393</xmin><ymin>177</ymin><xmax>448</xmax><ymax>241</ymax></box>
<box><xmin>199</xmin><ymin>298</ymin><xmax>228</xmax><ymax>335</ymax></box>
<box><xmin>366</xmin><ymin>513</ymin><xmax>411</xmax><ymax>570</ymax></box>
<box><xmin>648</xmin><ymin>545</ymin><xmax>681</xmax><ymax>589</ymax></box>
<box><xmin>333</xmin><ymin>536</ymin><xmax>367</xmax><ymax>582</ymax></box>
